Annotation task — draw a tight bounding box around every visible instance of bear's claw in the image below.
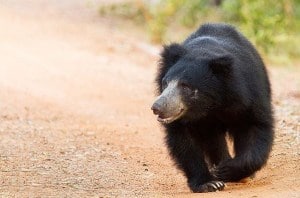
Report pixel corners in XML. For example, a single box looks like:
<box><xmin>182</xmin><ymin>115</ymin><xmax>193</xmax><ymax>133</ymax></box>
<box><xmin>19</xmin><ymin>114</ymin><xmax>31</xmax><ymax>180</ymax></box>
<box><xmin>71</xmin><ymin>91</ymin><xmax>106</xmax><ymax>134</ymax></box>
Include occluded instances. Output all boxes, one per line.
<box><xmin>190</xmin><ymin>181</ymin><xmax>226</xmax><ymax>193</ymax></box>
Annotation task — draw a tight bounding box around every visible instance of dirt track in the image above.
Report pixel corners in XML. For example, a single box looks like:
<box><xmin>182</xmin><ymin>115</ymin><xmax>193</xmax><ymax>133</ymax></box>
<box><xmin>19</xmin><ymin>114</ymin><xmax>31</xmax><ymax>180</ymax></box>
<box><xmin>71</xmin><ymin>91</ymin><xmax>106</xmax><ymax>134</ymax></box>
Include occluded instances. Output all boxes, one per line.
<box><xmin>0</xmin><ymin>1</ymin><xmax>299</xmax><ymax>197</ymax></box>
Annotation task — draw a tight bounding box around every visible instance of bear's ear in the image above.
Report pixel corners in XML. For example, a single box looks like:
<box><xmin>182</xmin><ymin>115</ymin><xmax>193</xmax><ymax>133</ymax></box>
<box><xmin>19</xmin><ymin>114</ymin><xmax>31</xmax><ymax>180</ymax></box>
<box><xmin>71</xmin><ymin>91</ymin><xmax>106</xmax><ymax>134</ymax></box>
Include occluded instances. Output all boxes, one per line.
<box><xmin>160</xmin><ymin>43</ymin><xmax>186</xmax><ymax>67</ymax></box>
<box><xmin>209</xmin><ymin>55</ymin><xmax>233</xmax><ymax>75</ymax></box>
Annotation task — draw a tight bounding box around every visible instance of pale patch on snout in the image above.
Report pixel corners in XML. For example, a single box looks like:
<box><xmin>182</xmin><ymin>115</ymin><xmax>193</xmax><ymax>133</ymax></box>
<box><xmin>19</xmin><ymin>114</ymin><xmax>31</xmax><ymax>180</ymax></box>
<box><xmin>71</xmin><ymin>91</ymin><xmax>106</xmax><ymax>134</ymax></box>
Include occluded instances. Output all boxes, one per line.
<box><xmin>151</xmin><ymin>80</ymin><xmax>186</xmax><ymax>124</ymax></box>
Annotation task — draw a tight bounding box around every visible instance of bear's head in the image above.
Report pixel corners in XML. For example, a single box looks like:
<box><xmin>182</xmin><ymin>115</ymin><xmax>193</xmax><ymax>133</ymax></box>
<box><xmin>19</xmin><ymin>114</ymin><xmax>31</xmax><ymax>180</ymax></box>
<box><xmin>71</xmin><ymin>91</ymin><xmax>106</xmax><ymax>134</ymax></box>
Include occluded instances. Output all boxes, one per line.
<box><xmin>151</xmin><ymin>43</ymin><xmax>233</xmax><ymax>124</ymax></box>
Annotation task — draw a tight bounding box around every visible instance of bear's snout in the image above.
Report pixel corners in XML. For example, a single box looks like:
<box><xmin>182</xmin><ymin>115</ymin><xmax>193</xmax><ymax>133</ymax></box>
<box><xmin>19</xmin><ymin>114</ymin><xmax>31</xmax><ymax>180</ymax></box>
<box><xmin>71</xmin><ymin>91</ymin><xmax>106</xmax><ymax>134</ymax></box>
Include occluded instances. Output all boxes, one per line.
<box><xmin>151</xmin><ymin>102</ymin><xmax>163</xmax><ymax>117</ymax></box>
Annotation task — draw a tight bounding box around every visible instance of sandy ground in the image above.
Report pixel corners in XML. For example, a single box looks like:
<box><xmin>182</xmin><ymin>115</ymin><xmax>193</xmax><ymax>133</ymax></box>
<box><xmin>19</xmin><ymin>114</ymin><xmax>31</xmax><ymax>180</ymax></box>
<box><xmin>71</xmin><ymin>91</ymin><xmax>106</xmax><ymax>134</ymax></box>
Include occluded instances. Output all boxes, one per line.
<box><xmin>0</xmin><ymin>1</ymin><xmax>299</xmax><ymax>197</ymax></box>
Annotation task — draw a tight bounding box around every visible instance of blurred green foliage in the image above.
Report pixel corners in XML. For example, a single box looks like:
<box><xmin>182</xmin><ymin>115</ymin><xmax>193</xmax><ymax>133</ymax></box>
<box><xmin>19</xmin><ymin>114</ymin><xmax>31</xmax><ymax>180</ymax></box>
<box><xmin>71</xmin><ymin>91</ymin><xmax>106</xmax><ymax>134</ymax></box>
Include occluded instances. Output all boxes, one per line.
<box><xmin>99</xmin><ymin>0</ymin><xmax>300</xmax><ymax>63</ymax></box>
<box><xmin>222</xmin><ymin>0</ymin><xmax>300</xmax><ymax>62</ymax></box>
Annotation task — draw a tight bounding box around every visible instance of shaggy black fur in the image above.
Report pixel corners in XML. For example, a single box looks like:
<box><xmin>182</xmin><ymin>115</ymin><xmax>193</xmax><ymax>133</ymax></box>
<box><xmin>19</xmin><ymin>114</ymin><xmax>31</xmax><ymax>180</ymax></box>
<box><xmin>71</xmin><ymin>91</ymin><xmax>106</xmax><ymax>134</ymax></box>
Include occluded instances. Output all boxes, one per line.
<box><xmin>155</xmin><ymin>23</ymin><xmax>274</xmax><ymax>193</ymax></box>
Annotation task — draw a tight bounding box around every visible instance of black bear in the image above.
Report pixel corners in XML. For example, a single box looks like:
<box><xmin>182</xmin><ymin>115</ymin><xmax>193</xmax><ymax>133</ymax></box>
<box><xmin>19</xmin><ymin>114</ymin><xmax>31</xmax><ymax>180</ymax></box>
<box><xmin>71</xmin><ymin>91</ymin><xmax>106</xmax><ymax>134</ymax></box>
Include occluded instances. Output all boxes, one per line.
<box><xmin>151</xmin><ymin>23</ymin><xmax>274</xmax><ymax>193</ymax></box>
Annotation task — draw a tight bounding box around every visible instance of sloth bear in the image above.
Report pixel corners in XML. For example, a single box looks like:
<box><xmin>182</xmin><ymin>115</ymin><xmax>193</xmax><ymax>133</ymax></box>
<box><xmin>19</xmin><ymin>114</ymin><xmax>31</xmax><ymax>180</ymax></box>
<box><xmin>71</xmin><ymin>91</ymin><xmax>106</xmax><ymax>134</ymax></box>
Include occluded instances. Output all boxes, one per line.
<box><xmin>151</xmin><ymin>23</ymin><xmax>274</xmax><ymax>193</ymax></box>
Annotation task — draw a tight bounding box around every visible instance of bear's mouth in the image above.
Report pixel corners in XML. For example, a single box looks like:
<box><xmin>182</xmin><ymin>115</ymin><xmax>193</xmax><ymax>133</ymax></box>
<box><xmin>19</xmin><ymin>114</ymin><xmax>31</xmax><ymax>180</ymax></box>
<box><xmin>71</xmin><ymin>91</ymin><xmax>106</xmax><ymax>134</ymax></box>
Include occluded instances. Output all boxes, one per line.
<box><xmin>157</xmin><ymin>109</ymin><xmax>185</xmax><ymax>124</ymax></box>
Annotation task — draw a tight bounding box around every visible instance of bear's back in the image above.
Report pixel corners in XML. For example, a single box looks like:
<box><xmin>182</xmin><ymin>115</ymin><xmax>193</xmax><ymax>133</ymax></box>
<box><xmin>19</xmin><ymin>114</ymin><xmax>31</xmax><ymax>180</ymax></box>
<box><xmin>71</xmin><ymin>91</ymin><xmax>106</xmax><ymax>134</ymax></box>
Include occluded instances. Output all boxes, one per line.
<box><xmin>183</xmin><ymin>23</ymin><xmax>261</xmax><ymax>62</ymax></box>
<box><xmin>184</xmin><ymin>23</ymin><xmax>245</xmax><ymax>47</ymax></box>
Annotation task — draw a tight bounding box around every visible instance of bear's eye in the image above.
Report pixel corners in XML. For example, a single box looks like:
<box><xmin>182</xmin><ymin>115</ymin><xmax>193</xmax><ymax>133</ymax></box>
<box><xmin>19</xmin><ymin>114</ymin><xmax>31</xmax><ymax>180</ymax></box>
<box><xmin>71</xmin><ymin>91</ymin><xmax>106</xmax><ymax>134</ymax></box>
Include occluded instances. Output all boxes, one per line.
<box><xmin>179</xmin><ymin>82</ymin><xmax>192</xmax><ymax>91</ymax></box>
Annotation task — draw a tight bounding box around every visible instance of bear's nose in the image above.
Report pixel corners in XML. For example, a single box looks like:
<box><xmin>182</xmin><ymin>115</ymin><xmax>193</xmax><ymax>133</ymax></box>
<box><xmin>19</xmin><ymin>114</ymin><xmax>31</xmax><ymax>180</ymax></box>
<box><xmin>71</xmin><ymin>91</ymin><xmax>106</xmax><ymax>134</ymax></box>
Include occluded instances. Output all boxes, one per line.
<box><xmin>151</xmin><ymin>103</ymin><xmax>162</xmax><ymax>116</ymax></box>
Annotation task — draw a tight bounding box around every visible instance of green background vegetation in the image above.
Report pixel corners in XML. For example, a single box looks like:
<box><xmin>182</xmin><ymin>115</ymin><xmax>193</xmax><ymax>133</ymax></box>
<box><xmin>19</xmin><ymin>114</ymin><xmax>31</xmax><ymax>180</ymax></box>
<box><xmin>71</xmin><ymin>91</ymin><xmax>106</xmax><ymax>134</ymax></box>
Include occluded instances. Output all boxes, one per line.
<box><xmin>100</xmin><ymin>0</ymin><xmax>300</xmax><ymax>64</ymax></box>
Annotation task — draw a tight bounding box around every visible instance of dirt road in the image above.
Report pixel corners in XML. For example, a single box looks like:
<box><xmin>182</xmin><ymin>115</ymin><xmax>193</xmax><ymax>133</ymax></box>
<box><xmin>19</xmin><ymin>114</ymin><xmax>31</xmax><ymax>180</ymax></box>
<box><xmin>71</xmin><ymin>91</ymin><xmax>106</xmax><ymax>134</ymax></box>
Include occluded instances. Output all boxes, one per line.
<box><xmin>0</xmin><ymin>1</ymin><xmax>299</xmax><ymax>197</ymax></box>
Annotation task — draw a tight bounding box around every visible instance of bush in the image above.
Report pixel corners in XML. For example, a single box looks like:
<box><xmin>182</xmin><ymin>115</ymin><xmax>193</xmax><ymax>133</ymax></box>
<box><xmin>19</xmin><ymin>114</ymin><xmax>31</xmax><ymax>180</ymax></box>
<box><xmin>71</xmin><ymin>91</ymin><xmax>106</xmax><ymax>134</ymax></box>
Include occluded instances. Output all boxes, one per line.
<box><xmin>222</xmin><ymin>0</ymin><xmax>299</xmax><ymax>60</ymax></box>
<box><xmin>99</xmin><ymin>0</ymin><xmax>300</xmax><ymax>63</ymax></box>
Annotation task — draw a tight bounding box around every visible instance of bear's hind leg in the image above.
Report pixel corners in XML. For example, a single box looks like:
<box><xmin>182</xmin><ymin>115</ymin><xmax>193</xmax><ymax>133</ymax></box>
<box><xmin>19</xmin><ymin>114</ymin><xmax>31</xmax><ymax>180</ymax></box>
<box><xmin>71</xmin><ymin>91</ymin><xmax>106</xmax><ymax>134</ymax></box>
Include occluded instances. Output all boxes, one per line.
<box><xmin>201</xmin><ymin>132</ymin><xmax>231</xmax><ymax>167</ymax></box>
<box><xmin>213</xmin><ymin>124</ymin><xmax>273</xmax><ymax>182</ymax></box>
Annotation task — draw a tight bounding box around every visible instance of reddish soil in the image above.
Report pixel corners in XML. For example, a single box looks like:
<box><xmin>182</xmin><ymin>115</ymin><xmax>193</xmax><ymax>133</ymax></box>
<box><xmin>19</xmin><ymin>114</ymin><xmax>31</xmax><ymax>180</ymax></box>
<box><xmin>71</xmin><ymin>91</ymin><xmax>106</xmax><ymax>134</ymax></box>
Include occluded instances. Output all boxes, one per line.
<box><xmin>0</xmin><ymin>1</ymin><xmax>299</xmax><ymax>197</ymax></box>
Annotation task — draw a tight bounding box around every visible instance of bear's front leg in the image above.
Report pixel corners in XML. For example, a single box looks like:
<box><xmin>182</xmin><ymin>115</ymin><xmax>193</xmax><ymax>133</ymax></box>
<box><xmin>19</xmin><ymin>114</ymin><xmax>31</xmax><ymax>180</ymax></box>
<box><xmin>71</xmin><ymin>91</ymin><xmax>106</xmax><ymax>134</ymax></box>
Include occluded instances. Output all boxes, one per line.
<box><xmin>165</xmin><ymin>123</ymin><xmax>225</xmax><ymax>193</ymax></box>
